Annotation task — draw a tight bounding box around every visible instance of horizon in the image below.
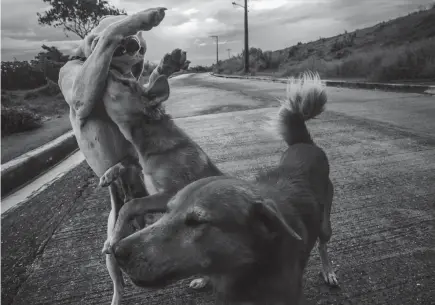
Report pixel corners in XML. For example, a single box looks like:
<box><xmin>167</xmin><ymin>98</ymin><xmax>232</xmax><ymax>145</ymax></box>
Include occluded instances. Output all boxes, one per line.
<box><xmin>1</xmin><ymin>0</ymin><xmax>434</xmax><ymax>66</ymax></box>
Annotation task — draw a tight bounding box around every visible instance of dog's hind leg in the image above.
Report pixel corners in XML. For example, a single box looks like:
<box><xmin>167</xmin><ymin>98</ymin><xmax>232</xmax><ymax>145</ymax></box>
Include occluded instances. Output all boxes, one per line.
<box><xmin>318</xmin><ymin>179</ymin><xmax>339</xmax><ymax>287</ymax></box>
<box><xmin>100</xmin><ymin>160</ymin><xmax>147</xmax><ymax>230</ymax></box>
<box><xmin>105</xmin><ymin>184</ymin><xmax>125</xmax><ymax>305</ymax></box>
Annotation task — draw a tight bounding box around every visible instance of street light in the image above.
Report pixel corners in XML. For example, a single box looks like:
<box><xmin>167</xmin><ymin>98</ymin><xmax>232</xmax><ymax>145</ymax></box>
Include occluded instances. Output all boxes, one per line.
<box><xmin>232</xmin><ymin>0</ymin><xmax>249</xmax><ymax>74</ymax></box>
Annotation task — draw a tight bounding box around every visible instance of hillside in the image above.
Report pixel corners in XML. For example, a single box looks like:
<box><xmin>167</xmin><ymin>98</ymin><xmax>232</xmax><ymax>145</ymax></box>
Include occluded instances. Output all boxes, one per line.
<box><xmin>216</xmin><ymin>6</ymin><xmax>435</xmax><ymax>82</ymax></box>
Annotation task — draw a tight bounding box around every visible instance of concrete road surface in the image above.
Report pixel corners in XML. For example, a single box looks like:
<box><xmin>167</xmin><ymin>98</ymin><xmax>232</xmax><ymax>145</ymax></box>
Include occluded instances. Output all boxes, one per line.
<box><xmin>2</xmin><ymin>73</ymin><xmax>435</xmax><ymax>305</ymax></box>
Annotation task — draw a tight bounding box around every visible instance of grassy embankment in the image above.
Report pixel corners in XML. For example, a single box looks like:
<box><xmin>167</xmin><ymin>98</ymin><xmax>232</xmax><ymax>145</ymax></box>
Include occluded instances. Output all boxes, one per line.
<box><xmin>216</xmin><ymin>6</ymin><xmax>435</xmax><ymax>83</ymax></box>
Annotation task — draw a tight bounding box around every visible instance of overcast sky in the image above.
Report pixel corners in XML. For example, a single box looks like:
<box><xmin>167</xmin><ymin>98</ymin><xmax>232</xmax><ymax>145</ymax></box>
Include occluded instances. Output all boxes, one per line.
<box><xmin>1</xmin><ymin>0</ymin><xmax>433</xmax><ymax>66</ymax></box>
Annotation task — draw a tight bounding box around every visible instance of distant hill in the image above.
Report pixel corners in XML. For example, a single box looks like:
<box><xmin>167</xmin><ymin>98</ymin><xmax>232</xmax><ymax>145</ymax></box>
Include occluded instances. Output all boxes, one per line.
<box><xmin>216</xmin><ymin>6</ymin><xmax>435</xmax><ymax>82</ymax></box>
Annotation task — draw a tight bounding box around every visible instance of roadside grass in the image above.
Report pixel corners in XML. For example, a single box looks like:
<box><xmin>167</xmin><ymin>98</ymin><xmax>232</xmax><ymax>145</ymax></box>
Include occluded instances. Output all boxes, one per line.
<box><xmin>279</xmin><ymin>38</ymin><xmax>435</xmax><ymax>82</ymax></box>
<box><xmin>216</xmin><ymin>38</ymin><xmax>435</xmax><ymax>83</ymax></box>
<box><xmin>215</xmin><ymin>6</ymin><xmax>435</xmax><ymax>83</ymax></box>
<box><xmin>1</xmin><ymin>80</ymin><xmax>68</xmax><ymax>137</ymax></box>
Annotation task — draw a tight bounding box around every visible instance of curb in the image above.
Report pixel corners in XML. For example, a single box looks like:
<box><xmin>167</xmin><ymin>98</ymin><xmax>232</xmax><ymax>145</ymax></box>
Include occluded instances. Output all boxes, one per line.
<box><xmin>210</xmin><ymin>73</ymin><xmax>435</xmax><ymax>95</ymax></box>
<box><xmin>1</xmin><ymin>130</ymin><xmax>78</xmax><ymax>198</ymax></box>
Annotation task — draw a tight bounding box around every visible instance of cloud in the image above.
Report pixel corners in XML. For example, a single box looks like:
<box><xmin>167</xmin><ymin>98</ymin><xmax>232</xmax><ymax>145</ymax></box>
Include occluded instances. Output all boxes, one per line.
<box><xmin>182</xmin><ymin>8</ymin><xmax>199</xmax><ymax>16</ymax></box>
<box><xmin>1</xmin><ymin>0</ymin><xmax>434</xmax><ymax>65</ymax></box>
<box><xmin>250</xmin><ymin>0</ymin><xmax>293</xmax><ymax>11</ymax></box>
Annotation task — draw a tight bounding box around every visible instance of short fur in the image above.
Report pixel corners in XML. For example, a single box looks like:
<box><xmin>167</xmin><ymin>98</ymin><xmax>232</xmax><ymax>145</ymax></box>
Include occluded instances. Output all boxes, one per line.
<box><xmin>100</xmin><ymin>61</ymin><xmax>225</xmax><ymax>291</ymax></box>
<box><xmin>90</xmin><ymin>12</ymin><xmax>223</xmax><ymax>294</ymax></box>
<box><xmin>110</xmin><ymin>72</ymin><xmax>338</xmax><ymax>305</ymax></box>
<box><xmin>57</xmin><ymin>7</ymin><xmax>193</xmax><ymax>305</ymax></box>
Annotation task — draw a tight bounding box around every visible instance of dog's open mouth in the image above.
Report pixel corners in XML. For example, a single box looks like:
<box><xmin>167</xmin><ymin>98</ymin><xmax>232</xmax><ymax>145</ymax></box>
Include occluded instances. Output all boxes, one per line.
<box><xmin>114</xmin><ymin>37</ymin><xmax>142</xmax><ymax>57</ymax></box>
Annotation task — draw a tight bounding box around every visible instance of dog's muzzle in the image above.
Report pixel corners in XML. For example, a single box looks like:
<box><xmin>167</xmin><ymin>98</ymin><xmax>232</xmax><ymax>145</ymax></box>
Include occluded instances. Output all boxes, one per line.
<box><xmin>114</xmin><ymin>36</ymin><xmax>142</xmax><ymax>57</ymax></box>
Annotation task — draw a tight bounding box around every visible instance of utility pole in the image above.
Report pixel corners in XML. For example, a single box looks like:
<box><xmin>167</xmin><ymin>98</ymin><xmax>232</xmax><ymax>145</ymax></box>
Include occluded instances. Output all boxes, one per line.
<box><xmin>227</xmin><ymin>48</ymin><xmax>232</xmax><ymax>58</ymax></box>
<box><xmin>232</xmin><ymin>0</ymin><xmax>249</xmax><ymax>74</ymax></box>
<box><xmin>210</xmin><ymin>35</ymin><xmax>219</xmax><ymax>67</ymax></box>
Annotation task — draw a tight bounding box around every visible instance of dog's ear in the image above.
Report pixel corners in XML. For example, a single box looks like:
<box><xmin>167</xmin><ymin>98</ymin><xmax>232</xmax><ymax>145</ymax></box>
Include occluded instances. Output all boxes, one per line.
<box><xmin>131</xmin><ymin>59</ymin><xmax>144</xmax><ymax>80</ymax></box>
<box><xmin>146</xmin><ymin>75</ymin><xmax>170</xmax><ymax>106</ymax></box>
<box><xmin>252</xmin><ymin>199</ymin><xmax>302</xmax><ymax>241</ymax></box>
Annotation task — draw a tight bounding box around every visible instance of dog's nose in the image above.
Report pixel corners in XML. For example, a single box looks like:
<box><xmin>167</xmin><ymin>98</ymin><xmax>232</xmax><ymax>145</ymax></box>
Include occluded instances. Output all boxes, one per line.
<box><xmin>113</xmin><ymin>242</ymin><xmax>132</xmax><ymax>262</ymax></box>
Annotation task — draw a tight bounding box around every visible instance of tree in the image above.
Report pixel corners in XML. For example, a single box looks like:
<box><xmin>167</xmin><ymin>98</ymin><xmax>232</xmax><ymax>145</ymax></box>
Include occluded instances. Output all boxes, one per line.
<box><xmin>31</xmin><ymin>45</ymin><xmax>70</xmax><ymax>81</ymax></box>
<box><xmin>37</xmin><ymin>0</ymin><xmax>126</xmax><ymax>39</ymax></box>
<box><xmin>34</xmin><ymin>45</ymin><xmax>70</xmax><ymax>63</ymax></box>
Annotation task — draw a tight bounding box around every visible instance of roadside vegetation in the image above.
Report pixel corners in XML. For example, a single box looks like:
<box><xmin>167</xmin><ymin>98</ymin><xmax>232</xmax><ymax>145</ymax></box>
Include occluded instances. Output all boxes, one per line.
<box><xmin>214</xmin><ymin>5</ymin><xmax>435</xmax><ymax>83</ymax></box>
<box><xmin>1</xmin><ymin>0</ymin><xmax>127</xmax><ymax>138</ymax></box>
<box><xmin>2</xmin><ymin>2</ymin><xmax>433</xmax><ymax>138</ymax></box>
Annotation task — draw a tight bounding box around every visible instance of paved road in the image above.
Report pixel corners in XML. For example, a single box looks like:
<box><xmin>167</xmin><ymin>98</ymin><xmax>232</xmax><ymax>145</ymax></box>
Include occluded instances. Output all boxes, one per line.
<box><xmin>2</xmin><ymin>74</ymin><xmax>435</xmax><ymax>305</ymax></box>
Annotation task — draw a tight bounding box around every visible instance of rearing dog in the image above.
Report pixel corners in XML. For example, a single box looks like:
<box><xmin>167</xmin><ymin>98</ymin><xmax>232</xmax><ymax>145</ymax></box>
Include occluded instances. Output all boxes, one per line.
<box><xmin>108</xmin><ymin>73</ymin><xmax>339</xmax><ymax>305</ymax></box>
<box><xmin>99</xmin><ymin>57</ymin><xmax>226</xmax><ymax>290</ymax></box>
<box><xmin>57</xmin><ymin>8</ymin><xmax>190</xmax><ymax>305</ymax></box>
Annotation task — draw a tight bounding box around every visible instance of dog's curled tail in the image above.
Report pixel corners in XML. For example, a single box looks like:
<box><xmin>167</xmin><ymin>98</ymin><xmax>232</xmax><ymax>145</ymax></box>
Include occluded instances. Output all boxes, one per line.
<box><xmin>277</xmin><ymin>71</ymin><xmax>327</xmax><ymax>146</ymax></box>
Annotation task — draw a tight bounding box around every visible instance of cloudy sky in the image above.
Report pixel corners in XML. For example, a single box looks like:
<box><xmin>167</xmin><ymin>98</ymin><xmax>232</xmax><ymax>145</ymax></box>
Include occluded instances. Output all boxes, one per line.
<box><xmin>1</xmin><ymin>0</ymin><xmax>433</xmax><ymax>65</ymax></box>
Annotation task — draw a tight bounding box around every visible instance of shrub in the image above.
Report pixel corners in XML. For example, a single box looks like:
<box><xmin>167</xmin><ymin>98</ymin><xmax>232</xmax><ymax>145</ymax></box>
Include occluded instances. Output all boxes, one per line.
<box><xmin>190</xmin><ymin>65</ymin><xmax>212</xmax><ymax>72</ymax></box>
<box><xmin>1</xmin><ymin>105</ymin><xmax>42</xmax><ymax>137</ymax></box>
<box><xmin>330</xmin><ymin>32</ymin><xmax>356</xmax><ymax>52</ymax></box>
<box><xmin>279</xmin><ymin>38</ymin><xmax>435</xmax><ymax>81</ymax></box>
<box><xmin>217</xmin><ymin>57</ymin><xmax>244</xmax><ymax>74</ymax></box>
<box><xmin>333</xmin><ymin>49</ymin><xmax>352</xmax><ymax>59</ymax></box>
<box><xmin>23</xmin><ymin>79</ymin><xmax>61</xmax><ymax>100</ymax></box>
<box><xmin>2</xmin><ymin>45</ymin><xmax>69</xmax><ymax>90</ymax></box>
<box><xmin>288</xmin><ymin>46</ymin><xmax>299</xmax><ymax>58</ymax></box>
<box><xmin>369</xmin><ymin>39</ymin><xmax>435</xmax><ymax>81</ymax></box>
<box><xmin>263</xmin><ymin>51</ymin><xmax>281</xmax><ymax>69</ymax></box>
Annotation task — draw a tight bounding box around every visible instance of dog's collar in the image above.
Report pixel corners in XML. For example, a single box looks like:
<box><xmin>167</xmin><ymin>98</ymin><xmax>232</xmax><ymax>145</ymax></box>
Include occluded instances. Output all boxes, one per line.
<box><xmin>69</xmin><ymin>55</ymin><xmax>87</xmax><ymax>61</ymax></box>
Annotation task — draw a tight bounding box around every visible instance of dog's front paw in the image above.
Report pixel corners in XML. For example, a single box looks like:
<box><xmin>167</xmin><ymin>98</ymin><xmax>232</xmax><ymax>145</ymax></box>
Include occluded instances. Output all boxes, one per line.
<box><xmin>321</xmin><ymin>270</ymin><xmax>339</xmax><ymax>287</ymax></box>
<box><xmin>132</xmin><ymin>7</ymin><xmax>167</xmax><ymax>31</ymax></box>
<box><xmin>143</xmin><ymin>7</ymin><xmax>167</xmax><ymax>28</ymax></box>
<box><xmin>189</xmin><ymin>277</ymin><xmax>209</xmax><ymax>290</ymax></box>
<box><xmin>159</xmin><ymin>49</ymin><xmax>189</xmax><ymax>76</ymax></box>
<box><xmin>102</xmin><ymin>239</ymin><xmax>112</xmax><ymax>254</ymax></box>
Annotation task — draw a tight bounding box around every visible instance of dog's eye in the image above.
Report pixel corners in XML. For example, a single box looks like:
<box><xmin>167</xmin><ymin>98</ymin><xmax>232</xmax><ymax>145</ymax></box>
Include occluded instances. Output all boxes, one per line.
<box><xmin>114</xmin><ymin>46</ymin><xmax>127</xmax><ymax>57</ymax></box>
<box><xmin>139</xmin><ymin>47</ymin><xmax>145</xmax><ymax>55</ymax></box>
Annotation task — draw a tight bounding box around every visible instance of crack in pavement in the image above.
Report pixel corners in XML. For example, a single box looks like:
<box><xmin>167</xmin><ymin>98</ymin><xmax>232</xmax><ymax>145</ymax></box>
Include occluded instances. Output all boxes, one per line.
<box><xmin>6</xmin><ymin>167</ymin><xmax>94</xmax><ymax>305</ymax></box>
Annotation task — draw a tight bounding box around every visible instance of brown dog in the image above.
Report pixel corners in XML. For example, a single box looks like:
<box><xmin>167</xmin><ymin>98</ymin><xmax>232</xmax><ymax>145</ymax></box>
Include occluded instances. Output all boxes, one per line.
<box><xmin>57</xmin><ymin>8</ymin><xmax>191</xmax><ymax>305</ymax></box>
<box><xmin>86</xmin><ymin>9</ymin><xmax>224</xmax><ymax>293</ymax></box>
<box><xmin>109</xmin><ymin>73</ymin><xmax>338</xmax><ymax>304</ymax></box>
<box><xmin>99</xmin><ymin>70</ymin><xmax>225</xmax><ymax>289</ymax></box>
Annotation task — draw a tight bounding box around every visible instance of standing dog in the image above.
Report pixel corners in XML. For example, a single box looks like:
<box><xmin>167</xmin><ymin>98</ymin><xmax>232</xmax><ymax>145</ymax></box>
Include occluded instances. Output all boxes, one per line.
<box><xmin>108</xmin><ymin>73</ymin><xmax>339</xmax><ymax>305</ymax></box>
<box><xmin>57</xmin><ymin>8</ymin><xmax>190</xmax><ymax>305</ymax></box>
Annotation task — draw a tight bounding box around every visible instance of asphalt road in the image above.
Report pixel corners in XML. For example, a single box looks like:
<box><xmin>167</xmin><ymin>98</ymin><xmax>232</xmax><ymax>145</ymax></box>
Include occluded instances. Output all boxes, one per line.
<box><xmin>2</xmin><ymin>73</ymin><xmax>435</xmax><ymax>305</ymax></box>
